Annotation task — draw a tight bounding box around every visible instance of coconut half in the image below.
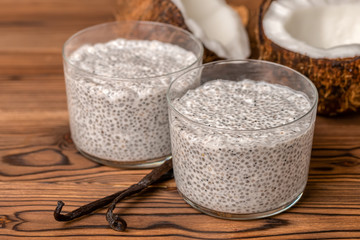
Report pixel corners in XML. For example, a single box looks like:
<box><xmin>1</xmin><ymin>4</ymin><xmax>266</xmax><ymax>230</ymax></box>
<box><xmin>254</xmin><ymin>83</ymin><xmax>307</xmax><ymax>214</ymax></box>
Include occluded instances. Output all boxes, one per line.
<box><xmin>171</xmin><ymin>0</ymin><xmax>250</xmax><ymax>59</ymax></box>
<box><xmin>259</xmin><ymin>0</ymin><xmax>360</xmax><ymax>115</ymax></box>
<box><xmin>116</xmin><ymin>0</ymin><xmax>250</xmax><ymax>62</ymax></box>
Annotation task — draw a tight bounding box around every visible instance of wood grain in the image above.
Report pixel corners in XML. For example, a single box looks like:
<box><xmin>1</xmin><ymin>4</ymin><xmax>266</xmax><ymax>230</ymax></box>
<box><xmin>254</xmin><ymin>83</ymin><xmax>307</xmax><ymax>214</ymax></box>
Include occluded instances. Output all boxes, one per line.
<box><xmin>0</xmin><ymin>0</ymin><xmax>360</xmax><ymax>239</ymax></box>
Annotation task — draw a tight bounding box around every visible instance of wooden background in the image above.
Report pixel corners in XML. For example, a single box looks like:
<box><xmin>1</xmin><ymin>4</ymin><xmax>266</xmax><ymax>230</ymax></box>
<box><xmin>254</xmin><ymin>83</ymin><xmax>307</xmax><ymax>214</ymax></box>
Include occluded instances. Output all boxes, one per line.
<box><xmin>0</xmin><ymin>0</ymin><xmax>359</xmax><ymax>239</ymax></box>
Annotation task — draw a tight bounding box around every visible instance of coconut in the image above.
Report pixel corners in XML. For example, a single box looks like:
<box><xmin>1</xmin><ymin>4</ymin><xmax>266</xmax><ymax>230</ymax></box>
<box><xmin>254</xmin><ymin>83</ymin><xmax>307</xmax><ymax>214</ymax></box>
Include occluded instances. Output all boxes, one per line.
<box><xmin>116</xmin><ymin>0</ymin><xmax>251</xmax><ymax>62</ymax></box>
<box><xmin>259</xmin><ymin>0</ymin><xmax>360</xmax><ymax>116</ymax></box>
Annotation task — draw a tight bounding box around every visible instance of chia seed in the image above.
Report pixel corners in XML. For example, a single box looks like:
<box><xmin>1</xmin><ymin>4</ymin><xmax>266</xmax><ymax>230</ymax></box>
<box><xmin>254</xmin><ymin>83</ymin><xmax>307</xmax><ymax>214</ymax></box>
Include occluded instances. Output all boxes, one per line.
<box><xmin>65</xmin><ymin>38</ymin><xmax>198</xmax><ymax>162</ymax></box>
<box><xmin>170</xmin><ymin>79</ymin><xmax>315</xmax><ymax>214</ymax></box>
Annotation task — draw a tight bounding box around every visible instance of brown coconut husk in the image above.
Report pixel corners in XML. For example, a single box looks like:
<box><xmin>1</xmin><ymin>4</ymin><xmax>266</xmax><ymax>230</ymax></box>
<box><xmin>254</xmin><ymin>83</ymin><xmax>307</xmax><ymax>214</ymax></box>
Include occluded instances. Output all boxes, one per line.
<box><xmin>258</xmin><ymin>0</ymin><xmax>360</xmax><ymax>116</ymax></box>
<box><xmin>115</xmin><ymin>0</ymin><xmax>257</xmax><ymax>62</ymax></box>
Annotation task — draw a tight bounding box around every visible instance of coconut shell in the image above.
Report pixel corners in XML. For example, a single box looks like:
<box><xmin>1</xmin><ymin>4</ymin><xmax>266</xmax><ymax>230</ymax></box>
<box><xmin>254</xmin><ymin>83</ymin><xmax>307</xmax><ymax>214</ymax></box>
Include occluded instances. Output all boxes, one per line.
<box><xmin>258</xmin><ymin>0</ymin><xmax>360</xmax><ymax>116</ymax></box>
<box><xmin>116</xmin><ymin>0</ymin><xmax>220</xmax><ymax>63</ymax></box>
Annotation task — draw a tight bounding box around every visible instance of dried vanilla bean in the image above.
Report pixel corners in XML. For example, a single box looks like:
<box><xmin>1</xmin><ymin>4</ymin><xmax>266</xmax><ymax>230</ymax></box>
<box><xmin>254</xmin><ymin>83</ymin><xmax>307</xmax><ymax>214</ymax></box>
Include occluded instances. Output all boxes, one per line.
<box><xmin>54</xmin><ymin>159</ymin><xmax>173</xmax><ymax>231</ymax></box>
<box><xmin>106</xmin><ymin>159</ymin><xmax>173</xmax><ymax>231</ymax></box>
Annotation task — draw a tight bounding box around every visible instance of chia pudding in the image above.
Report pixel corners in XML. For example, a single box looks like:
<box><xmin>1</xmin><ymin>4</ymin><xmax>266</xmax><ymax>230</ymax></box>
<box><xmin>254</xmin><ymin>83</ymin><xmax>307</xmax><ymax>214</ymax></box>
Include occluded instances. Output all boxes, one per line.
<box><xmin>64</xmin><ymin>38</ymin><xmax>199</xmax><ymax>164</ymax></box>
<box><xmin>169</xmin><ymin>79</ymin><xmax>316</xmax><ymax>216</ymax></box>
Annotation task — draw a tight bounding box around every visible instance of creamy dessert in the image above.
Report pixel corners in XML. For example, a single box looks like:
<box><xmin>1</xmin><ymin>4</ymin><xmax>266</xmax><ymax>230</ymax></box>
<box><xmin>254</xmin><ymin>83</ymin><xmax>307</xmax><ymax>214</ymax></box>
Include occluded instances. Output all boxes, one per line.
<box><xmin>170</xmin><ymin>79</ymin><xmax>315</xmax><ymax>215</ymax></box>
<box><xmin>65</xmin><ymin>38</ymin><xmax>197</xmax><ymax>162</ymax></box>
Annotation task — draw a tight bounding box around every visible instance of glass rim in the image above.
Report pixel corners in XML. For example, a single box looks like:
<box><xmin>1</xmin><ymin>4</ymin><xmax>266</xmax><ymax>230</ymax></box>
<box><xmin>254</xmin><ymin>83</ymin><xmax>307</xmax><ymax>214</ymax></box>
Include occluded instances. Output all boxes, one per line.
<box><xmin>167</xmin><ymin>59</ymin><xmax>319</xmax><ymax>133</ymax></box>
<box><xmin>62</xmin><ymin>20</ymin><xmax>204</xmax><ymax>82</ymax></box>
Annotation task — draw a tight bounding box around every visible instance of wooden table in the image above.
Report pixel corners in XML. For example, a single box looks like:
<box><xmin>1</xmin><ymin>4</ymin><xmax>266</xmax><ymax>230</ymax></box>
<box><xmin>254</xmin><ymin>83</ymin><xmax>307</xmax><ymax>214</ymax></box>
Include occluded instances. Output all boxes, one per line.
<box><xmin>1</xmin><ymin>1</ymin><xmax>359</xmax><ymax>239</ymax></box>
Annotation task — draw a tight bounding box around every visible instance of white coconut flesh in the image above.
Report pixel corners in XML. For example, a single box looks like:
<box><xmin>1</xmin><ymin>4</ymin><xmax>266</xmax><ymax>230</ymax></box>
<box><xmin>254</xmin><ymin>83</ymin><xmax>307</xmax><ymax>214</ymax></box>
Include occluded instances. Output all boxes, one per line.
<box><xmin>263</xmin><ymin>0</ymin><xmax>360</xmax><ymax>59</ymax></box>
<box><xmin>171</xmin><ymin>0</ymin><xmax>250</xmax><ymax>59</ymax></box>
